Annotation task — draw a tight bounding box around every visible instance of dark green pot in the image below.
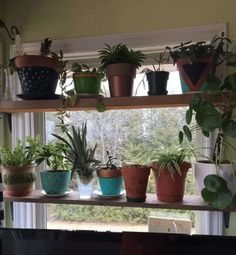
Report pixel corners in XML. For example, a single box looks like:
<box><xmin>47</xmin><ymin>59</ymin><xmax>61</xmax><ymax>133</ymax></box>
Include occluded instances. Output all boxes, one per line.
<box><xmin>73</xmin><ymin>73</ymin><xmax>101</xmax><ymax>94</ymax></box>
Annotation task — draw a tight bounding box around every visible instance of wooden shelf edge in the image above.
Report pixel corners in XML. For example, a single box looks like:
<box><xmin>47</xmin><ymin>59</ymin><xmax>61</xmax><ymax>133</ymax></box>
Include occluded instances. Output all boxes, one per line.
<box><xmin>0</xmin><ymin>94</ymin><xmax>193</xmax><ymax>113</ymax></box>
<box><xmin>4</xmin><ymin>191</ymin><xmax>233</xmax><ymax>212</ymax></box>
<box><xmin>1</xmin><ymin>92</ymin><xmax>235</xmax><ymax>113</ymax></box>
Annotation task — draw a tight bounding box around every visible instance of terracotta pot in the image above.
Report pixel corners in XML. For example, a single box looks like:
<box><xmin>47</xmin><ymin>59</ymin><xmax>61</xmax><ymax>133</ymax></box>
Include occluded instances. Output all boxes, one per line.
<box><xmin>152</xmin><ymin>162</ymin><xmax>191</xmax><ymax>202</ymax></box>
<box><xmin>14</xmin><ymin>55</ymin><xmax>60</xmax><ymax>98</ymax></box>
<box><xmin>105</xmin><ymin>63</ymin><xmax>136</xmax><ymax>97</ymax></box>
<box><xmin>15</xmin><ymin>55</ymin><xmax>60</xmax><ymax>70</ymax></box>
<box><xmin>1</xmin><ymin>164</ymin><xmax>36</xmax><ymax>197</ymax></box>
<box><xmin>177</xmin><ymin>57</ymin><xmax>214</xmax><ymax>93</ymax></box>
<box><xmin>121</xmin><ymin>165</ymin><xmax>150</xmax><ymax>202</ymax></box>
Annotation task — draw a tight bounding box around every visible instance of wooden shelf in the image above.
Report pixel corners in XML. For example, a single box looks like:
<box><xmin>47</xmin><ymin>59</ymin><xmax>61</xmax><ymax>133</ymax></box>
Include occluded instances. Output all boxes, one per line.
<box><xmin>1</xmin><ymin>93</ymin><xmax>235</xmax><ymax>113</ymax></box>
<box><xmin>0</xmin><ymin>94</ymin><xmax>195</xmax><ymax>113</ymax></box>
<box><xmin>4</xmin><ymin>191</ymin><xmax>233</xmax><ymax>212</ymax></box>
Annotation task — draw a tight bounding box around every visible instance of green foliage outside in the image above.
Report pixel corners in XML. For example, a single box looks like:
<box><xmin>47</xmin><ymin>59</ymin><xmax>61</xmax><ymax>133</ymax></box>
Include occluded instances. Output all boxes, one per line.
<box><xmin>46</xmin><ymin>107</ymin><xmax>196</xmax><ymax>226</ymax></box>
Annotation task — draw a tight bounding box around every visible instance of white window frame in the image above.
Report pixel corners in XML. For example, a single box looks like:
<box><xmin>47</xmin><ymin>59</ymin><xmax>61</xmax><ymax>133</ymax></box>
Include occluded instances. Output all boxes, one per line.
<box><xmin>10</xmin><ymin>23</ymin><xmax>226</xmax><ymax>234</ymax></box>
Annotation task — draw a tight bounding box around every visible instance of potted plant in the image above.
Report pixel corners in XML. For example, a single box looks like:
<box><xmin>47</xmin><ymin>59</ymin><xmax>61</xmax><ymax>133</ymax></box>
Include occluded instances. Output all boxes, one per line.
<box><xmin>53</xmin><ymin>123</ymin><xmax>100</xmax><ymax>199</ymax></box>
<box><xmin>151</xmin><ymin>146</ymin><xmax>193</xmax><ymax>202</ymax></box>
<box><xmin>0</xmin><ymin>136</ymin><xmax>41</xmax><ymax>197</ymax></box>
<box><xmin>71</xmin><ymin>63</ymin><xmax>104</xmax><ymax>95</ymax></box>
<box><xmin>121</xmin><ymin>164</ymin><xmax>150</xmax><ymax>202</ymax></box>
<box><xmin>12</xmin><ymin>38</ymin><xmax>66</xmax><ymax>100</ymax></box>
<box><xmin>179</xmin><ymin>69</ymin><xmax>236</xmax><ymax>209</ymax></box>
<box><xmin>166</xmin><ymin>32</ymin><xmax>231</xmax><ymax>93</ymax></box>
<box><xmin>97</xmin><ymin>151</ymin><xmax>123</xmax><ymax>196</ymax></box>
<box><xmin>98</xmin><ymin>43</ymin><xmax>145</xmax><ymax>97</ymax></box>
<box><xmin>37</xmin><ymin>141</ymin><xmax>71</xmax><ymax>196</ymax></box>
<box><xmin>143</xmin><ymin>49</ymin><xmax>169</xmax><ymax>95</ymax></box>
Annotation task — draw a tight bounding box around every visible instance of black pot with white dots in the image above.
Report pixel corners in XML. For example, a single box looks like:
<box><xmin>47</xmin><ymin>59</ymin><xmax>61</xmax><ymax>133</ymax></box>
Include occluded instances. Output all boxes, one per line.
<box><xmin>15</xmin><ymin>55</ymin><xmax>60</xmax><ymax>100</ymax></box>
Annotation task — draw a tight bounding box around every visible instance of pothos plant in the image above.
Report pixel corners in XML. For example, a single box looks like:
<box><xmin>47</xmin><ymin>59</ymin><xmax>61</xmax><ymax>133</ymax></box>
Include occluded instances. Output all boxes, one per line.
<box><xmin>179</xmin><ymin>70</ymin><xmax>236</xmax><ymax>209</ymax></box>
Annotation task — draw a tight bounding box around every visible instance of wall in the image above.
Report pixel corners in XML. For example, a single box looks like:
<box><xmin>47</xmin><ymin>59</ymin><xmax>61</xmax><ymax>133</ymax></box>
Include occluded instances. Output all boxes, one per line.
<box><xmin>2</xmin><ymin>0</ymin><xmax>236</xmax><ymax>43</ymax></box>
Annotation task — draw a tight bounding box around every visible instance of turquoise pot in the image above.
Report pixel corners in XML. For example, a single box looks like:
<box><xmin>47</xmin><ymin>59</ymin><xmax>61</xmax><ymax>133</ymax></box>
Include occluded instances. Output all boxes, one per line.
<box><xmin>40</xmin><ymin>170</ymin><xmax>71</xmax><ymax>195</ymax></box>
<box><xmin>98</xmin><ymin>176</ymin><xmax>123</xmax><ymax>196</ymax></box>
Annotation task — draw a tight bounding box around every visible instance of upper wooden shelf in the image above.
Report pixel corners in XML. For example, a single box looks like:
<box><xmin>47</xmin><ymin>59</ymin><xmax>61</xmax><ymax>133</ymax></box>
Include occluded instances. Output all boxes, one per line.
<box><xmin>1</xmin><ymin>93</ymin><xmax>235</xmax><ymax>113</ymax></box>
<box><xmin>0</xmin><ymin>94</ymin><xmax>195</xmax><ymax>113</ymax></box>
<box><xmin>3</xmin><ymin>191</ymin><xmax>234</xmax><ymax>212</ymax></box>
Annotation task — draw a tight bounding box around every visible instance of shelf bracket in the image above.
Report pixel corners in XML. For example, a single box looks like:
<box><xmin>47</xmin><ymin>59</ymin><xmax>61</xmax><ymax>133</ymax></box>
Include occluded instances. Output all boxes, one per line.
<box><xmin>223</xmin><ymin>212</ymin><xmax>230</xmax><ymax>228</ymax></box>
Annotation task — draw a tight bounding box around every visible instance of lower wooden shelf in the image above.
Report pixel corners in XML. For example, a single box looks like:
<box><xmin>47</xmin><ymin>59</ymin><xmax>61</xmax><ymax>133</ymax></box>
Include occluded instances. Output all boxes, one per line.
<box><xmin>3</xmin><ymin>190</ymin><xmax>232</xmax><ymax>212</ymax></box>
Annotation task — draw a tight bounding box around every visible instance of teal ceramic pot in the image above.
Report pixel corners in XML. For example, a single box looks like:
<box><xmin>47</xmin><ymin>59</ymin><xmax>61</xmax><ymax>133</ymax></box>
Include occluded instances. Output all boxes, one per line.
<box><xmin>97</xmin><ymin>168</ymin><xmax>123</xmax><ymax>196</ymax></box>
<box><xmin>98</xmin><ymin>176</ymin><xmax>123</xmax><ymax>196</ymax></box>
<box><xmin>40</xmin><ymin>170</ymin><xmax>71</xmax><ymax>195</ymax></box>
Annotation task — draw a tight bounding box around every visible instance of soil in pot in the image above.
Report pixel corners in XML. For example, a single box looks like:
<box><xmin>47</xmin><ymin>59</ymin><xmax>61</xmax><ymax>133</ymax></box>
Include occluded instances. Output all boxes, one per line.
<box><xmin>152</xmin><ymin>162</ymin><xmax>191</xmax><ymax>202</ymax></box>
<box><xmin>2</xmin><ymin>164</ymin><xmax>36</xmax><ymax>197</ymax></box>
<box><xmin>40</xmin><ymin>170</ymin><xmax>71</xmax><ymax>195</ymax></box>
<box><xmin>177</xmin><ymin>58</ymin><xmax>214</xmax><ymax>93</ymax></box>
<box><xmin>121</xmin><ymin>165</ymin><xmax>150</xmax><ymax>202</ymax></box>
<box><xmin>97</xmin><ymin>168</ymin><xmax>123</xmax><ymax>196</ymax></box>
<box><xmin>106</xmin><ymin>63</ymin><xmax>136</xmax><ymax>97</ymax></box>
<box><xmin>146</xmin><ymin>71</ymin><xmax>169</xmax><ymax>95</ymax></box>
<box><xmin>73</xmin><ymin>73</ymin><xmax>101</xmax><ymax>94</ymax></box>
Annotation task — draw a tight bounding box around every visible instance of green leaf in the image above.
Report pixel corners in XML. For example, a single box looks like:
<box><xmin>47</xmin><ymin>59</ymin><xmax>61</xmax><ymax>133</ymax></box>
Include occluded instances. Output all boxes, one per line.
<box><xmin>223</xmin><ymin>73</ymin><xmax>236</xmax><ymax>91</ymax></box>
<box><xmin>183</xmin><ymin>125</ymin><xmax>192</xmax><ymax>142</ymax></box>
<box><xmin>204</xmin><ymin>174</ymin><xmax>228</xmax><ymax>193</ymax></box>
<box><xmin>190</xmin><ymin>94</ymin><xmax>202</xmax><ymax>110</ymax></box>
<box><xmin>222</xmin><ymin>119</ymin><xmax>236</xmax><ymax>138</ymax></box>
<box><xmin>202</xmin><ymin>129</ymin><xmax>210</xmax><ymax>137</ymax></box>
<box><xmin>96</xmin><ymin>104</ymin><xmax>107</xmax><ymax>112</ymax></box>
<box><xmin>202</xmin><ymin>188</ymin><xmax>233</xmax><ymax>210</ymax></box>
<box><xmin>205</xmin><ymin>74</ymin><xmax>221</xmax><ymax>91</ymax></box>
<box><xmin>195</xmin><ymin>102</ymin><xmax>222</xmax><ymax>132</ymax></box>
<box><xmin>185</xmin><ymin>107</ymin><xmax>192</xmax><ymax>125</ymax></box>
<box><xmin>211</xmin><ymin>192</ymin><xmax>233</xmax><ymax>210</ymax></box>
<box><xmin>179</xmin><ymin>131</ymin><xmax>184</xmax><ymax>144</ymax></box>
<box><xmin>201</xmin><ymin>188</ymin><xmax>217</xmax><ymax>203</ymax></box>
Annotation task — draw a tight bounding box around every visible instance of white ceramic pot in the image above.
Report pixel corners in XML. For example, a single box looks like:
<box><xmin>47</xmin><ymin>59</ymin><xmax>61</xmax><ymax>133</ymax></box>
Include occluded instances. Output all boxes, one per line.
<box><xmin>194</xmin><ymin>161</ymin><xmax>236</xmax><ymax>195</ymax></box>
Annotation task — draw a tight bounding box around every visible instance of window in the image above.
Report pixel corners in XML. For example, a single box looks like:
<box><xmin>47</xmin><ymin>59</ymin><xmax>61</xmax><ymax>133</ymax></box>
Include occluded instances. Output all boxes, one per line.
<box><xmin>10</xmin><ymin>23</ymin><xmax>226</xmax><ymax>235</ymax></box>
<box><xmin>45</xmin><ymin>68</ymin><xmax>195</xmax><ymax>233</ymax></box>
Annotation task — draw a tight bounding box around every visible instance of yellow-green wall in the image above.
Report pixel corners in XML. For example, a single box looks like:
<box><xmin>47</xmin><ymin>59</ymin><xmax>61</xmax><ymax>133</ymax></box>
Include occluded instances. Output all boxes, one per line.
<box><xmin>2</xmin><ymin>0</ymin><xmax>236</xmax><ymax>42</ymax></box>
